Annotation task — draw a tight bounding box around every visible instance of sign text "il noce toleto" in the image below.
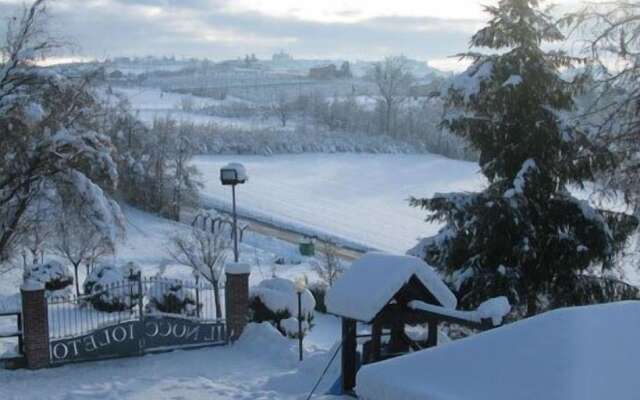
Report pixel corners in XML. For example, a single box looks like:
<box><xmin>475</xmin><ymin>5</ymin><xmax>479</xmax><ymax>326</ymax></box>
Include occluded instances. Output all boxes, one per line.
<box><xmin>49</xmin><ymin>316</ymin><xmax>227</xmax><ymax>362</ymax></box>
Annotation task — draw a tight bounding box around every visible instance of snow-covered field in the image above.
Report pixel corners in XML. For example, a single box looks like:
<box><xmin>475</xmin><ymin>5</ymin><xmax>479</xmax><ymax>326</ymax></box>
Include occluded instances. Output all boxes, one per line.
<box><xmin>194</xmin><ymin>153</ymin><xmax>484</xmax><ymax>253</ymax></box>
<box><xmin>110</xmin><ymin>86</ymin><xmax>288</xmax><ymax>130</ymax></box>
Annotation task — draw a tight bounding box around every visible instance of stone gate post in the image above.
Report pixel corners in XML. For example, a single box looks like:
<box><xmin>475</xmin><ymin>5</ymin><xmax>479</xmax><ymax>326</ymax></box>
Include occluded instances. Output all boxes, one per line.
<box><xmin>225</xmin><ymin>262</ymin><xmax>250</xmax><ymax>341</ymax></box>
<box><xmin>20</xmin><ymin>280</ymin><xmax>49</xmax><ymax>369</ymax></box>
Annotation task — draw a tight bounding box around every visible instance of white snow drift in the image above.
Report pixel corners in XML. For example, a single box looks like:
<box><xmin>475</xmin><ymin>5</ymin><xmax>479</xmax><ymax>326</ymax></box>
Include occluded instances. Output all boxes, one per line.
<box><xmin>357</xmin><ymin>301</ymin><xmax>640</xmax><ymax>400</ymax></box>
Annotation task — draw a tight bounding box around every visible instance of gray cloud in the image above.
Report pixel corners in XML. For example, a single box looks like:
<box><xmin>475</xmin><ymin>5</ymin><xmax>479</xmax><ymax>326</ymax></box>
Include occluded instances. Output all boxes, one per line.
<box><xmin>1</xmin><ymin>0</ymin><xmax>483</xmax><ymax>63</ymax></box>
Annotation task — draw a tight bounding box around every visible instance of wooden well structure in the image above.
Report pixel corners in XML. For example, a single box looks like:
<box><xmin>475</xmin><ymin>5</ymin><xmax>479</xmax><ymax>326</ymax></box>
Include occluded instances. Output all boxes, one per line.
<box><xmin>326</xmin><ymin>253</ymin><xmax>502</xmax><ymax>394</ymax></box>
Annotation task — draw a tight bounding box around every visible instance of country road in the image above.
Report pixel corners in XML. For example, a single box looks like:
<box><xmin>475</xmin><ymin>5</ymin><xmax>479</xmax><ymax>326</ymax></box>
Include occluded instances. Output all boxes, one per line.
<box><xmin>182</xmin><ymin>208</ymin><xmax>366</xmax><ymax>262</ymax></box>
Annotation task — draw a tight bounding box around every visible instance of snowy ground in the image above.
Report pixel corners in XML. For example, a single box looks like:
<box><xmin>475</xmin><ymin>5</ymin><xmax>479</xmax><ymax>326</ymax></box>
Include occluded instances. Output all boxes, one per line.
<box><xmin>194</xmin><ymin>153</ymin><xmax>484</xmax><ymax>254</ymax></box>
<box><xmin>0</xmin><ymin>205</ymin><xmax>345</xmax><ymax>400</ymax></box>
<box><xmin>109</xmin><ymin>86</ymin><xmax>290</xmax><ymax>130</ymax></box>
<box><xmin>0</xmin><ymin>322</ymin><xmax>344</xmax><ymax>400</ymax></box>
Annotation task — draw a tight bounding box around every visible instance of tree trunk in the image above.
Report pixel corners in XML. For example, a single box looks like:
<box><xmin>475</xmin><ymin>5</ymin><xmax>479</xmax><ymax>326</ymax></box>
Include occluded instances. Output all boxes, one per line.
<box><xmin>212</xmin><ymin>279</ymin><xmax>222</xmax><ymax>319</ymax></box>
<box><xmin>526</xmin><ymin>289</ymin><xmax>537</xmax><ymax>317</ymax></box>
<box><xmin>385</xmin><ymin>101</ymin><xmax>392</xmax><ymax>135</ymax></box>
<box><xmin>73</xmin><ymin>263</ymin><xmax>80</xmax><ymax>296</ymax></box>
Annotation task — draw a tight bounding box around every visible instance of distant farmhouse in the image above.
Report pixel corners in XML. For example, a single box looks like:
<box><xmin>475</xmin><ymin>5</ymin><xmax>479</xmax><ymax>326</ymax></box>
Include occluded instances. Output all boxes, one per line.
<box><xmin>272</xmin><ymin>50</ymin><xmax>292</xmax><ymax>62</ymax></box>
<box><xmin>308</xmin><ymin>62</ymin><xmax>352</xmax><ymax>80</ymax></box>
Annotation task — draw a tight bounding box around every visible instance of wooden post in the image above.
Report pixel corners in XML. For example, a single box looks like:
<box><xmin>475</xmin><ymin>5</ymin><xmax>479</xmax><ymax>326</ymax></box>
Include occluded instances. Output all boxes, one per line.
<box><xmin>426</xmin><ymin>318</ymin><xmax>438</xmax><ymax>348</ymax></box>
<box><xmin>388</xmin><ymin>316</ymin><xmax>407</xmax><ymax>353</ymax></box>
<box><xmin>371</xmin><ymin>321</ymin><xmax>382</xmax><ymax>362</ymax></box>
<box><xmin>341</xmin><ymin>318</ymin><xmax>357</xmax><ymax>393</ymax></box>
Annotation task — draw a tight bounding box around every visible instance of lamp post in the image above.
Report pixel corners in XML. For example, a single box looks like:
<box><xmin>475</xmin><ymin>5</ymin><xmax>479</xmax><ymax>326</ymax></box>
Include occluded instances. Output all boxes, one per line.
<box><xmin>295</xmin><ymin>277</ymin><xmax>306</xmax><ymax>362</ymax></box>
<box><xmin>220</xmin><ymin>163</ymin><xmax>248</xmax><ymax>263</ymax></box>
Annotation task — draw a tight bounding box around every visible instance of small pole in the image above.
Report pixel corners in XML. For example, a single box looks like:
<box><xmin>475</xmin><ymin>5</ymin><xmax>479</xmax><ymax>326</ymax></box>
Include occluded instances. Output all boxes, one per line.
<box><xmin>137</xmin><ymin>272</ymin><xmax>144</xmax><ymax>321</ymax></box>
<box><xmin>232</xmin><ymin>184</ymin><xmax>239</xmax><ymax>262</ymax></box>
<box><xmin>195</xmin><ymin>274</ymin><xmax>201</xmax><ymax>318</ymax></box>
<box><xmin>298</xmin><ymin>291</ymin><xmax>303</xmax><ymax>361</ymax></box>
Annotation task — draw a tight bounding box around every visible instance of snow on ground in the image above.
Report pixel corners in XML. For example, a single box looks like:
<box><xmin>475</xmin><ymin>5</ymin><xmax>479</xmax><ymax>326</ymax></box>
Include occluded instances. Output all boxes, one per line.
<box><xmin>194</xmin><ymin>153</ymin><xmax>484</xmax><ymax>254</ymax></box>
<box><xmin>109</xmin><ymin>86</ymin><xmax>290</xmax><ymax>131</ymax></box>
<box><xmin>0</xmin><ymin>321</ymin><xmax>344</xmax><ymax>400</ymax></box>
<box><xmin>357</xmin><ymin>301</ymin><xmax>640</xmax><ymax>400</ymax></box>
<box><xmin>0</xmin><ymin>205</ymin><xmax>345</xmax><ymax>399</ymax></box>
<box><xmin>118</xmin><ymin>205</ymin><xmax>321</xmax><ymax>287</ymax></box>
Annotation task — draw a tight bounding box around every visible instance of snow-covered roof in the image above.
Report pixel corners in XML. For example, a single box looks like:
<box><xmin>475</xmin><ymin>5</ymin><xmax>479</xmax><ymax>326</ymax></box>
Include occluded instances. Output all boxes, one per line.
<box><xmin>357</xmin><ymin>301</ymin><xmax>640</xmax><ymax>400</ymax></box>
<box><xmin>325</xmin><ymin>252</ymin><xmax>457</xmax><ymax>322</ymax></box>
<box><xmin>409</xmin><ymin>296</ymin><xmax>511</xmax><ymax>327</ymax></box>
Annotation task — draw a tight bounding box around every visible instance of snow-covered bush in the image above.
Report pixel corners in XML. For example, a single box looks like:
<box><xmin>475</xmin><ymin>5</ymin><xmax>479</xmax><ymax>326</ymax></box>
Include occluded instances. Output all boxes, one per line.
<box><xmin>83</xmin><ymin>262</ymin><xmax>141</xmax><ymax>312</ymax></box>
<box><xmin>23</xmin><ymin>261</ymin><xmax>74</xmax><ymax>292</ymax></box>
<box><xmin>146</xmin><ymin>279</ymin><xmax>200</xmax><ymax>317</ymax></box>
<box><xmin>249</xmin><ymin>277</ymin><xmax>315</xmax><ymax>338</ymax></box>
<box><xmin>308</xmin><ymin>282</ymin><xmax>327</xmax><ymax>313</ymax></box>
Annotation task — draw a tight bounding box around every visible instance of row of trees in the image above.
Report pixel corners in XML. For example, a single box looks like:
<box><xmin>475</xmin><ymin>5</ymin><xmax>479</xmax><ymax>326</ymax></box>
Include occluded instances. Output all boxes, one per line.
<box><xmin>411</xmin><ymin>0</ymin><xmax>640</xmax><ymax>317</ymax></box>
<box><xmin>102</xmin><ymin>98</ymin><xmax>201</xmax><ymax>221</ymax></box>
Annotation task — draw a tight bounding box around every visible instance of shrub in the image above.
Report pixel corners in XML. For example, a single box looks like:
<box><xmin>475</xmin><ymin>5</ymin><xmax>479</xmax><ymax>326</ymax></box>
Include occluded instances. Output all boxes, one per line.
<box><xmin>24</xmin><ymin>261</ymin><xmax>74</xmax><ymax>292</ymax></box>
<box><xmin>249</xmin><ymin>277</ymin><xmax>315</xmax><ymax>337</ymax></box>
<box><xmin>83</xmin><ymin>262</ymin><xmax>141</xmax><ymax>312</ymax></box>
<box><xmin>308</xmin><ymin>283</ymin><xmax>327</xmax><ymax>313</ymax></box>
<box><xmin>146</xmin><ymin>279</ymin><xmax>200</xmax><ymax>317</ymax></box>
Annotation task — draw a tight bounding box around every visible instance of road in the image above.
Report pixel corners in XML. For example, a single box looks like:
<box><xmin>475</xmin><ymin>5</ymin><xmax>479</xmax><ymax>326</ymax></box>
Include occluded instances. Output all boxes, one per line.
<box><xmin>182</xmin><ymin>208</ymin><xmax>366</xmax><ymax>262</ymax></box>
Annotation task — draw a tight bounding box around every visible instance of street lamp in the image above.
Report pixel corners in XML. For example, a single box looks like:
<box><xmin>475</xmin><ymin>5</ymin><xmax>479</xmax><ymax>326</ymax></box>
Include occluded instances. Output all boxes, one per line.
<box><xmin>295</xmin><ymin>277</ymin><xmax>306</xmax><ymax>362</ymax></box>
<box><xmin>220</xmin><ymin>163</ymin><xmax>248</xmax><ymax>262</ymax></box>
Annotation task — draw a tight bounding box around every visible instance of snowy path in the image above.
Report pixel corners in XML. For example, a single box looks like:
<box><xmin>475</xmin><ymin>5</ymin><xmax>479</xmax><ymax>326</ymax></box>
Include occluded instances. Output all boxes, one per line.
<box><xmin>0</xmin><ymin>322</ymin><xmax>344</xmax><ymax>400</ymax></box>
<box><xmin>194</xmin><ymin>154</ymin><xmax>484</xmax><ymax>254</ymax></box>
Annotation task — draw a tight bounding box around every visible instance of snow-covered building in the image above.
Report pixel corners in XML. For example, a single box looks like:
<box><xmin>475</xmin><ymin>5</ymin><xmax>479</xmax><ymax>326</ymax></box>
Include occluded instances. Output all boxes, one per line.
<box><xmin>326</xmin><ymin>252</ymin><xmax>508</xmax><ymax>394</ymax></box>
<box><xmin>356</xmin><ymin>301</ymin><xmax>640</xmax><ymax>400</ymax></box>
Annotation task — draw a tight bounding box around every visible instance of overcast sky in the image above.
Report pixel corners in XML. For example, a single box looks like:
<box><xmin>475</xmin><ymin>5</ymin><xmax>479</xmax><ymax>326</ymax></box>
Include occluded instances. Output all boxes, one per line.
<box><xmin>1</xmin><ymin>0</ymin><xmax>588</xmax><ymax>70</ymax></box>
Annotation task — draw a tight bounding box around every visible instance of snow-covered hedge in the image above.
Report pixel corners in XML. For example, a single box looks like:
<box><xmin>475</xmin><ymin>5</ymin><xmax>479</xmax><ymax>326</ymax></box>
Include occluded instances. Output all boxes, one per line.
<box><xmin>23</xmin><ymin>261</ymin><xmax>74</xmax><ymax>292</ymax></box>
<box><xmin>249</xmin><ymin>277</ymin><xmax>315</xmax><ymax>338</ymax></box>
<box><xmin>192</xmin><ymin>124</ymin><xmax>431</xmax><ymax>156</ymax></box>
<box><xmin>83</xmin><ymin>262</ymin><xmax>141</xmax><ymax>312</ymax></box>
<box><xmin>146</xmin><ymin>279</ymin><xmax>200</xmax><ymax>317</ymax></box>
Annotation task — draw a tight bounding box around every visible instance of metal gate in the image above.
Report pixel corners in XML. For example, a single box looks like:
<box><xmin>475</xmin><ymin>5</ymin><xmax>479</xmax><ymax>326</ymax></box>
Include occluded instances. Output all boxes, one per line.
<box><xmin>47</xmin><ymin>276</ymin><xmax>226</xmax><ymax>365</ymax></box>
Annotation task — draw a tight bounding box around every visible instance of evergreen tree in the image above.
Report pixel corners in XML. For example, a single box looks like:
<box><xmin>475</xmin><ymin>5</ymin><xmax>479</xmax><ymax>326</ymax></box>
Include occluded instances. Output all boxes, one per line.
<box><xmin>409</xmin><ymin>0</ymin><xmax>637</xmax><ymax>317</ymax></box>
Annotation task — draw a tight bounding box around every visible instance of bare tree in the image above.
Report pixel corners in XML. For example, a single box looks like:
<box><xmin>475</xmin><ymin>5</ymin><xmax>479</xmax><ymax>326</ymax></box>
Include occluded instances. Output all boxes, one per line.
<box><xmin>370</xmin><ymin>56</ymin><xmax>414</xmax><ymax>136</ymax></box>
<box><xmin>564</xmin><ymin>2</ymin><xmax>640</xmax><ymax>212</ymax></box>
<box><xmin>270</xmin><ymin>92</ymin><xmax>291</xmax><ymax>127</ymax></box>
<box><xmin>168</xmin><ymin>228</ymin><xmax>231</xmax><ymax>317</ymax></box>
<box><xmin>52</xmin><ymin>203</ymin><xmax>115</xmax><ymax>296</ymax></box>
<box><xmin>312</xmin><ymin>240</ymin><xmax>344</xmax><ymax>287</ymax></box>
<box><xmin>170</xmin><ymin>123</ymin><xmax>201</xmax><ymax>221</ymax></box>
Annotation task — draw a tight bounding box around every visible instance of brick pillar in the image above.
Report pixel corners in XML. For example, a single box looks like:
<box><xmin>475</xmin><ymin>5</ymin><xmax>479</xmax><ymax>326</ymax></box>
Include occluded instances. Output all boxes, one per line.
<box><xmin>21</xmin><ymin>280</ymin><xmax>49</xmax><ymax>369</ymax></box>
<box><xmin>225</xmin><ymin>262</ymin><xmax>250</xmax><ymax>341</ymax></box>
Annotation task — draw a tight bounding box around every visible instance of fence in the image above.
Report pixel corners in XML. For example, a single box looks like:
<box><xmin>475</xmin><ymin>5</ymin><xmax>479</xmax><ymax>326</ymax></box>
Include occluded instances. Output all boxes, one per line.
<box><xmin>46</xmin><ymin>275</ymin><xmax>227</xmax><ymax>364</ymax></box>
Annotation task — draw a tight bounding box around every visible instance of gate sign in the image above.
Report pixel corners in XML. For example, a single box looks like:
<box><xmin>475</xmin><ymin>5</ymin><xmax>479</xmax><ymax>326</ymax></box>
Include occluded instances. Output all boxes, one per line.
<box><xmin>143</xmin><ymin>316</ymin><xmax>226</xmax><ymax>349</ymax></box>
<box><xmin>50</xmin><ymin>317</ymin><xmax>226</xmax><ymax>363</ymax></box>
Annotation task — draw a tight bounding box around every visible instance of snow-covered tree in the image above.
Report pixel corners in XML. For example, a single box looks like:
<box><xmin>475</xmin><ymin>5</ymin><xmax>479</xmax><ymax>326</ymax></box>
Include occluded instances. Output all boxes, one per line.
<box><xmin>563</xmin><ymin>1</ymin><xmax>640</xmax><ymax>214</ymax></box>
<box><xmin>168</xmin><ymin>228</ymin><xmax>230</xmax><ymax>317</ymax></box>
<box><xmin>169</xmin><ymin>123</ymin><xmax>201</xmax><ymax>221</ymax></box>
<box><xmin>312</xmin><ymin>241</ymin><xmax>344</xmax><ymax>287</ymax></box>
<box><xmin>410</xmin><ymin>0</ymin><xmax>637</xmax><ymax>317</ymax></box>
<box><xmin>370</xmin><ymin>56</ymin><xmax>414</xmax><ymax>136</ymax></box>
<box><xmin>0</xmin><ymin>0</ymin><xmax>123</xmax><ymax>264</ymax></box>
<box><xmin>51</xmin><ymin>195</ymin><xmax>116</xmax><ymax>295</ymax></box>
